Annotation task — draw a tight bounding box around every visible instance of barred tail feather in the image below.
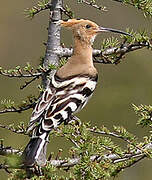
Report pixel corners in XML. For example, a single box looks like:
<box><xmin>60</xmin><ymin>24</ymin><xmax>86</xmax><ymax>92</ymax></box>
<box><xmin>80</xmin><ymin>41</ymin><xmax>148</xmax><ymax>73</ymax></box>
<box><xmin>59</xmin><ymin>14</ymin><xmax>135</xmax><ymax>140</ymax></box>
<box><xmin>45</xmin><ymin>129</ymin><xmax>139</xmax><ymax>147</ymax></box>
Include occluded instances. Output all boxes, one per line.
<box><xmin>22</xmin><ymin>133</ymin><xmax>49</xmax><ymax>167</ymax></box>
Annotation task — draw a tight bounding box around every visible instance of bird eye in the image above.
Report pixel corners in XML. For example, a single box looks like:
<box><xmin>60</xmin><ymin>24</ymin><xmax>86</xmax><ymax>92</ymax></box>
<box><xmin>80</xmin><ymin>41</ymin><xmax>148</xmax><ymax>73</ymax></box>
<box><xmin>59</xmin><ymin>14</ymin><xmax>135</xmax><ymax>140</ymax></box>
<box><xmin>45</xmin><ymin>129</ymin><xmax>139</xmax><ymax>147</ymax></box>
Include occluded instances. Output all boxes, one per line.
<box><xmin>86</xmin><ymin>24</ymin><xmax>91</xmax><ymax>29</ymax></box>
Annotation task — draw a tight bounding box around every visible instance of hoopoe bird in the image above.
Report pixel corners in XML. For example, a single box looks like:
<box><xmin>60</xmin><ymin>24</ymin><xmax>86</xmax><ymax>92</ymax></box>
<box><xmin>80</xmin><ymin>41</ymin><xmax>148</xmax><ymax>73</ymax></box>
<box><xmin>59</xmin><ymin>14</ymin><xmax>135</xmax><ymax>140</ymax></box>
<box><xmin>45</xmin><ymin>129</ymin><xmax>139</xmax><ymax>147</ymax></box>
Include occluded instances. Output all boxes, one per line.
<box><xmin>22</xmin><ymin>19</ymin><xmax>131</xmax><ymax>166</ymax></box>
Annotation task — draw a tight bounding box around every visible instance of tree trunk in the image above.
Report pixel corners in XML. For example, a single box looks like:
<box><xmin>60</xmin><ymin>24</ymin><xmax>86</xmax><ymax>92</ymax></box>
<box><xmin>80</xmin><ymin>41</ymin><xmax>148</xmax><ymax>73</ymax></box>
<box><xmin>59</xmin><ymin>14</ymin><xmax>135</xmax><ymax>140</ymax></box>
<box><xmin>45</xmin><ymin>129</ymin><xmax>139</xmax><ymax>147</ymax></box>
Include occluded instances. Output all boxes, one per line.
<box><xmin>37</xmin><ymin>0</ymin><xmax>62</xmax><ymax>165</ymax></box>
<box><xmin>43</xmin><ymin>0</ymin><xmax>63</xmax><ymax>87</ymax></box>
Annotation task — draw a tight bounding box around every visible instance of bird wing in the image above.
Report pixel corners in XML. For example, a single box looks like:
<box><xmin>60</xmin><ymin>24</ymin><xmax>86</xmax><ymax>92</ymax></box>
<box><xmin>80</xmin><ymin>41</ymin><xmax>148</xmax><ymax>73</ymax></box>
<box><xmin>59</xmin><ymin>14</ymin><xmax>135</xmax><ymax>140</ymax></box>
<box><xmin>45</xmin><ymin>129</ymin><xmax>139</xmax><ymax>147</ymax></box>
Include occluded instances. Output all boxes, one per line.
<box><xmin>27</xmin><ymin>80</ymin><xmax>56</xmax><ymax>133</ymax></box>
<box><xmin>27</xmin><ymin>74</ymin><xmax>98</xmax><ymax>134</ymax></box>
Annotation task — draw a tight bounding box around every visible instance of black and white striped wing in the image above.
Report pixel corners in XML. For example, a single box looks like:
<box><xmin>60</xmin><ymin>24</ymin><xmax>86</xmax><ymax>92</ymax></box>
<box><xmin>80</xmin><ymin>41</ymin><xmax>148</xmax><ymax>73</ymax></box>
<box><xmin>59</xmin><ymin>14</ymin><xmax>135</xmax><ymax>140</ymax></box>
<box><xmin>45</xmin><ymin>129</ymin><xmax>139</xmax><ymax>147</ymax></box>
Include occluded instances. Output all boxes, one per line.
<box><xmin>27</xmin><ymin>81</ymin><xmax>56</xmax><ymax>133</ymax></box>
<box><xmin>28</xmin><ymin>74</ymin><xmax>98</xmax><ymax>136</ymax></box>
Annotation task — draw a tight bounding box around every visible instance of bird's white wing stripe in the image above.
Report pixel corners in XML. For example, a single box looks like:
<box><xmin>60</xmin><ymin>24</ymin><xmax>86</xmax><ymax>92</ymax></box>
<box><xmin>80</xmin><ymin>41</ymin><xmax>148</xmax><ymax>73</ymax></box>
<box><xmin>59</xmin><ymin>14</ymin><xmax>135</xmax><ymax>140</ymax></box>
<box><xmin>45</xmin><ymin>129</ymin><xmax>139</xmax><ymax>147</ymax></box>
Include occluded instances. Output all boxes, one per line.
<box><xmin>52</xmin><ymin>75</ymin><xmax>88</xmax><ymax>88</ymax></box>
<box><xmin>84</xmin><ymin>80</ymin><xmax>96</xmax><ymax>91</ymax></box>
<box><xmin>68</xmin><ymin>102</ymin><xmax>77</xmax><ymax>112</ymax></box>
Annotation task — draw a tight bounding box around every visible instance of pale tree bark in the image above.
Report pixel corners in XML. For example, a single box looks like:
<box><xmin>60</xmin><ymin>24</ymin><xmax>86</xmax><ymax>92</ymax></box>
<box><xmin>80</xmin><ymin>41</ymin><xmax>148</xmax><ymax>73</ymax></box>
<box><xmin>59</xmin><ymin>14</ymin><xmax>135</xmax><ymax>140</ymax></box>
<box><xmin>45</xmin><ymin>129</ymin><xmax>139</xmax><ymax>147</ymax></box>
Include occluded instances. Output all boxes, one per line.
<box><xmin>37</xmin><ymin>0</ymin><xmax>63</xmax><ymax>165</ymax></box>
<box><xmin>42</xmin><ymin>0</ymin><xmax>63</xmax><ymax>87</ymax></box>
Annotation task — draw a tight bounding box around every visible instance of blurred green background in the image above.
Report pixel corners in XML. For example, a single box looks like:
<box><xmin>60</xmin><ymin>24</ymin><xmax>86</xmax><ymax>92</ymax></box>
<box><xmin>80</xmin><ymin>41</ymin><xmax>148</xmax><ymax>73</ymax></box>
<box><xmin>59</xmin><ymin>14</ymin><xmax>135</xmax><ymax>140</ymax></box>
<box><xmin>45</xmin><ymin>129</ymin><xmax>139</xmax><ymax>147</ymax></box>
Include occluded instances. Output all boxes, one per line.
<box><xmin>0</xmin><ymin>0</ymin><xmax>152</xmax><ymax>179</ymax></box>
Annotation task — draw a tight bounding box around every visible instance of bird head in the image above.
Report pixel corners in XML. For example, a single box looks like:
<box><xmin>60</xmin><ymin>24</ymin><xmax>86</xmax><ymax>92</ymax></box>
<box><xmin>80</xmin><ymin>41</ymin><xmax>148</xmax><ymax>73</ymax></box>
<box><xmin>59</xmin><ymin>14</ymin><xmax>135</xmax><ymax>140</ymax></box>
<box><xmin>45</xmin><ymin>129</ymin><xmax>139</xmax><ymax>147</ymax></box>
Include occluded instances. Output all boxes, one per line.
<box><xmin>61</xmin><ymin>19</ymin><xmax>131</xmax><ymax>45</ymax></box>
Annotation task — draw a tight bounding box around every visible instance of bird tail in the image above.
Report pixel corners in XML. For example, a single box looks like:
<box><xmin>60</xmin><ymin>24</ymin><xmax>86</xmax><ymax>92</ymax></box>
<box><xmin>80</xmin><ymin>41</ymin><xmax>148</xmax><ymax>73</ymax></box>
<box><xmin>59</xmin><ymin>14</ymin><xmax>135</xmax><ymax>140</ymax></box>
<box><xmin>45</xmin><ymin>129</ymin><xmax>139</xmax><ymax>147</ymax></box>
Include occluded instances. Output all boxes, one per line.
<box><xmin>22</xmin><ymin>132</ymin><xmax>49</xmax><ymax>167</ymax></box>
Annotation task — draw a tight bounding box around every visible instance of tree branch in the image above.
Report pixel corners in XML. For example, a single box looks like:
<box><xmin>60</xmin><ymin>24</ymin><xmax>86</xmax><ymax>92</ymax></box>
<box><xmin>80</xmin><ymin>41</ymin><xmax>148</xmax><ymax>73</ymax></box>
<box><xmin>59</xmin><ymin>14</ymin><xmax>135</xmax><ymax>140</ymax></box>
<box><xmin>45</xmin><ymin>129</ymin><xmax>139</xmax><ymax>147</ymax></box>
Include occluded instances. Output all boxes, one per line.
<box><xmin>0</xmin><ymin>124</ymin><xmax>28</xmax><ymax>136</ymax></box>
<box><xmin>89</xmin><ymin>127</ymin><xmax>147</xmax><ymax>155</ymax></box>
<box><xmin>0</xmin><ymin>146</ymin><xmax>22</xmax><ymax>156</ymax></box>
<box><xmin>56</xmin><ymin>42</ymin><xmax>148</xmax><ymax>57</ymax></box>
<box><xmin>42</xmin><ymin>0</ymin><xmax>62</xmax><ymax>87</ymax></box>
<box><xmin>115</xmin><ymin>155</ymin><xmax>145</xmax><ymax>174</ymax></box>
<box><xmin>20</xmin><ymin>76</ymin><xmax>39</xmax><ymax>90</ymax></box>
<box><xmin>111</xmin><ymin>0</ymin><xmax>152</xmax><ymax>17</ymax></box>
<box><xmin>25</xmin><ymin>0</ymin><xmax>52</xmax><ymax>18</ymax></box>
<box><xmin>49</xmin><ymin>142</ymin><xmax>151</xmax><ymax>167</ymax></box>
<box><xmin>0</xmin><ymin>142</ymin><xmax>151</xmax><ymax>169</ymax></box>
<box><xmin>80</xmin><ymin>0</ymin><xmax>107</xmax><ymax>12</ymax></box>
<box><xmin>0</xmin><ymin>102</ymin><xmax>35</xmax><ymax>115</ymax></box>
<box><xmin>0</xmin><ymin>71</ymin><xmax>41</xmax><ymax>78</ymax></box>
<box><xmin>0</xmin><ymin>42</ymin><xmax>150</xmax><ymax>82</ymax></box>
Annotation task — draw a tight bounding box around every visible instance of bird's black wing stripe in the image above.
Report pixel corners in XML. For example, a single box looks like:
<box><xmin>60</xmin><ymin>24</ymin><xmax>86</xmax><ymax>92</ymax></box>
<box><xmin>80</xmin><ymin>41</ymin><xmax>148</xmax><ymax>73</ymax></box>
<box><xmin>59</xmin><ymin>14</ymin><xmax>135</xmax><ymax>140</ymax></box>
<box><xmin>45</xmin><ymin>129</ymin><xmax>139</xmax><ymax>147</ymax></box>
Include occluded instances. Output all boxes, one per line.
<box><xmin>80</xmin><ymin>87</ymin><xmax>93</xmax><ymax>97</ymax></box>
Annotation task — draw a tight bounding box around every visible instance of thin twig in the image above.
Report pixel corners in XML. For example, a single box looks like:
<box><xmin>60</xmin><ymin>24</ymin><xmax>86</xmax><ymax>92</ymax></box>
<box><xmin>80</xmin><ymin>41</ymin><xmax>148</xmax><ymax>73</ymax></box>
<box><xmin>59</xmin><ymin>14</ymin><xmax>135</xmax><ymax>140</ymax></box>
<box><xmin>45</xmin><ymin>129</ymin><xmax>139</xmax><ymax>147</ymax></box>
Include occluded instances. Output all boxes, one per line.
<box><xmin>67</xmin><ymin>137</ymin><xmax>80</xmax><ymax>148</ymax></box>
<box><xmin>111</xmin><ymin>0</ymin><xmax>152</xmax><ymax>17</ymax></box>
<box><xmin>25</xmin><ymin>3</ymin><xmax>52</xmax><ymax>18</ymax></box>
<box><xmin>81</xmin><ymin>0</ymin><xmax>107</xmax><ymax>11</ymax></box>
<box><xmin>20</xmin><ymin>76</ymin><xmax>40</xmax><ymax>90</ymax></box>
<box><xmin>0</xmin><ymin>164</ymin><xmax>12</xmax><ymax>173</ymax></box>
<box><xmin>61</xmin><ymin>6</ymin><xmax>74</xmax><ymax>18</ymax></box>
<box><xmin>0</xmin><ymin>124</ymin><xmax>28</xmax><ymax>136</ymax></box>
<box><xmin>89</xmin><ymin>128</ymin><xmax>129</xmax><ymax>140</ymax></box>
<box><xmin>115</xmin><ymin>155</ymin><xmax>146</xmax><ymax>174</ymax></box>
<box><xmin>0</xmin><ymin>71</ymin><xmax>41</xmax><ymax>78</ymax></box>
<box><xmin>111</xmin><ymin>0</ymin><xmax>123</xmax><ymax>3</ymax></box>
<box><xmin>0</xmin><ymin>102</ymin><xmax>35</xmax><ymax>114</ymax></box>
<box><xmin>89</xmin><ymin>128</ymin><xmax>145</xmax><ymax>155</ymax></box>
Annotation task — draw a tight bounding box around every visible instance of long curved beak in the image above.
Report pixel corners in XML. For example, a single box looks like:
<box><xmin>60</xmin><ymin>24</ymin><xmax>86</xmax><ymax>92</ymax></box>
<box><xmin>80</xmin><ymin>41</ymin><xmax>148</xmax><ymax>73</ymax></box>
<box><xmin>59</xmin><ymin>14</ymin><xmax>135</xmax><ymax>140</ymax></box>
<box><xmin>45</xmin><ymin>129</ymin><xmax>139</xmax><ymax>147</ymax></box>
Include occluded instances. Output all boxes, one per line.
<box><xmin>99</xmin><ymin>27</ymin><xmax>132</xmax><ymax>36</ymax></box>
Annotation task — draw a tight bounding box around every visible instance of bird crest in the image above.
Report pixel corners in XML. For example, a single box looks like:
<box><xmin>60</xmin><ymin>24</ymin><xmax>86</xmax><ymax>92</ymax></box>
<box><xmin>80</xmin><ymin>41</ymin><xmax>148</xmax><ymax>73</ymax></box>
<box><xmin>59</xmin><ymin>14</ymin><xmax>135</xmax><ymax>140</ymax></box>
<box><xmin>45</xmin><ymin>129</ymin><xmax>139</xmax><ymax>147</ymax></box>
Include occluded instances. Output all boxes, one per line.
<box><xmin>60</xmin><ymin>19</ymin><xmax>85</xmax><ymax>28</ymax></box>
<box><xmin>60</xmin><ymin>19</ymin><xmax>98</xmax><ymax>29</ymax></box>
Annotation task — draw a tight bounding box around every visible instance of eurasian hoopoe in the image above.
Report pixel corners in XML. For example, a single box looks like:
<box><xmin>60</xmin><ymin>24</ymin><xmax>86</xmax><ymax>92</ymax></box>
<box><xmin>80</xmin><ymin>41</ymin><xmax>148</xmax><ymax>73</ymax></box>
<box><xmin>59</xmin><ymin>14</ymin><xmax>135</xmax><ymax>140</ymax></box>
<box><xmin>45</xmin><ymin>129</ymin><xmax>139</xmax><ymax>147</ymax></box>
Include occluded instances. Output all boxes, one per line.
<box><xmin>22</xmin><ymin>19</ymin><xmax>131</xmax><ymax>166</ymax></box>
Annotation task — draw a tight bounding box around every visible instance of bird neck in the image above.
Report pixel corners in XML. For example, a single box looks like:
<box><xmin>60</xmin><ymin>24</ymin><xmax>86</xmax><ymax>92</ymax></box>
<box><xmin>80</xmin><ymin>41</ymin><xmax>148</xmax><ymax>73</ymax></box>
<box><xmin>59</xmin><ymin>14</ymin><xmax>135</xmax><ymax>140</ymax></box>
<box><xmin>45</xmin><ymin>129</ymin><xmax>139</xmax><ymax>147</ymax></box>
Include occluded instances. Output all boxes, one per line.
<box><xmin>72</xmin><ymin>37</ymin><xmax>93</xmax><ymax>65</ymax></box>
<box><xmin>55</xmin><ymin>36</ymin><xmax>97</xmax><ymax>79</ymax></box>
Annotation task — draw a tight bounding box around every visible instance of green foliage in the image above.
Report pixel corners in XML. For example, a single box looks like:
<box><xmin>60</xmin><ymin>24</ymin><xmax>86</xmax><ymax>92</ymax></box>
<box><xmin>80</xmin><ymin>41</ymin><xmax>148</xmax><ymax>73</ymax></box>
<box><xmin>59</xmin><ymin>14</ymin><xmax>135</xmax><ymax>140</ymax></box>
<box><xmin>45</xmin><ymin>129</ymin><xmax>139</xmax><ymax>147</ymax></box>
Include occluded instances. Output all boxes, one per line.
<box><xmin>38</xmin><ymin>0</ymin><xmax>50</xmax><ymax>8</ymax></box>
<box><xmin>9</xmin><ymin>169</ymin><xmax>28</xmax><ymax>180</ymax></box>
<box><xmin>8</xmin><ymin>118</ymin><xmax>152</xmax><ymax>179</ymax></box>
<box><xmin>23</xmin><ymin>62</ymin><xmax>33</xmax><ymax>72</ymax></box>
<box><xmin>59</xmin><ymin>58</ymin><xmax>68</xmax><ymax>67</ymax></box>
<box><xmin>48</xmin><ymin>64</ymin><xmax>58</xmax><ymax>70</ymax></box>
<box><xmin>100</xmin><ymin>29</ymin><xmax>152</xmax><ymax>64</ymax></box>
<box><xmin>64</xmin><ymin>5</ymin><xmax>75</xmax><ymax>18</ymax></box>
<box><xmin>9</xmin><ymin>164</ymin><xmax>61</xmax><ymax>180</ymax></box>
<box><xmin>0</xmin><ymin>121</ymin><xmax>27</xmax><ymax>135</ymax></box>
<box><xmin>5</xmin><ymin>155</ymin><xmax>22</xmax><ymax>169</ymax></box>
<box><xmin>77</xmin><ymin>0</ymin><xmax>96</xmax><ymax>4</ymax></box>
<box><xmin>37</xmin><ymin>84</ymin><xmax>45</xmax><ymax>93</ymax></box>
<box><xmin>25</xmin><ymin>0</ymin><xmax>50</xmax><ymax>18</ymax></box>
<box><xmin>0</xmin><ymin>63</ymin><xmax>40</xmax><ymax>78</ymax></box>
<box><xmin>101</xmin><ymin>29</ymin><xmax>152</xmax><ymax>51</ymax></box>
<box><xmin>0</xmin><ymin>62</ymin><xmax>61</xmax><ymax>80</ymax></box>
<box><xmin>101</xmin><ymin>37</ymin><xmax>119</xmax><ymax>51</ymax></box>
<box><xmin>122</xmin><ymin>0</ymin><xmax>152</xmax><ymax>17</ymax></box>
<box><xmin>1</xmin><ymin>99</ymin><xmax>15</xmax><ymax>109</ymax></box>
<box><xmin>122</xmin><ymin>29</ymin><xmax>152</xmax><ymax>49</ymax></box>
<box><xmin>77</xmin><ymin>0</ymin><xmax>107</xmax><ymax>12</ymax></box>
<box><xmin>0</xmin><ymin>95</ymin><xmax>36</xmax><ymax>114</ymax></box>
<box><xmin>77</xmin><ymin>0</ymin><xmax>152</xmax><ymax>16</ymax></box>
<box><xmin>25</xmin><ymin>0</ymin><xmax>75</xmax><ymax>19</ymax></box>
<box><xmin>133</xmin><ymin>104</ymin><xmax>152</xmax><ymax>127</ymax></box>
